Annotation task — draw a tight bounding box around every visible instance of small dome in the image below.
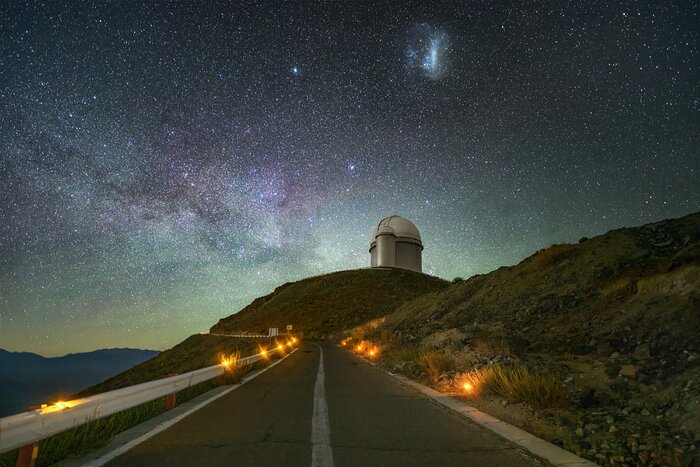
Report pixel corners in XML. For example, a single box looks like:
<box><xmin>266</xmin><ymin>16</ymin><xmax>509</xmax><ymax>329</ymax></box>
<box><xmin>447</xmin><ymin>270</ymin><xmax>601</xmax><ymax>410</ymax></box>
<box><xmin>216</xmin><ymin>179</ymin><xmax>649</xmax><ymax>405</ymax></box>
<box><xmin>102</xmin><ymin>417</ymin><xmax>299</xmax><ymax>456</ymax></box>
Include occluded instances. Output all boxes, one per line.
<box><xmin>371</xmin><ymin>215</ymin><xmax>422</xmax><ymax>245</ymax></box>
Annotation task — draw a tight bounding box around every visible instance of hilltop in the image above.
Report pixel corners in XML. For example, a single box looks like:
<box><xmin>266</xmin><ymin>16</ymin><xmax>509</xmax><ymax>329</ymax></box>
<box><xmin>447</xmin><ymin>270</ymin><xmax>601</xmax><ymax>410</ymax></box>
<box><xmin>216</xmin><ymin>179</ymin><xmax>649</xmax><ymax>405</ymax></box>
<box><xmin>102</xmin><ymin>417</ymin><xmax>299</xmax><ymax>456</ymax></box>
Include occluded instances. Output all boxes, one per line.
<box><xmin>352</xmin><ymin>211</ymin><xmax>700</xmax><ymax>465</ymax></box>
<box><xmin>210</xmin><ymin>268</ymin><xmax>449</xmax><ymax>338</ymax></box>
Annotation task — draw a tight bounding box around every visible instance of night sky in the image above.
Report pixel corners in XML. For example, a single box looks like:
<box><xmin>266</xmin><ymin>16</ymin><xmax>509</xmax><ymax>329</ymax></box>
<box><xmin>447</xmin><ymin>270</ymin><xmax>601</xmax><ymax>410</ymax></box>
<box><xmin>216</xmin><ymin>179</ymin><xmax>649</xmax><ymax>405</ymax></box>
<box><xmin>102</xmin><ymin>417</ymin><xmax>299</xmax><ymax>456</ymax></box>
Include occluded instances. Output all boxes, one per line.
<box><xmin>2</xmin><ymin>1</ymin><xmax>698</xmax><ymax>356</ymax></box>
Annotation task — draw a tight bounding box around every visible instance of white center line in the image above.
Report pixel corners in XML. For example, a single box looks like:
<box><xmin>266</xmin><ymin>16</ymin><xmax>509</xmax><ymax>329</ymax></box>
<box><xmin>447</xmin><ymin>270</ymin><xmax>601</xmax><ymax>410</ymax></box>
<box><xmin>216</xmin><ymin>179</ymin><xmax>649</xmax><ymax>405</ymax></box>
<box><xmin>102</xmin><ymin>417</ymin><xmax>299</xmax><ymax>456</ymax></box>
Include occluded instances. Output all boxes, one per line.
<box><xmin>311</xmin><ymin>344</ymin><xmax>334</xmax><ymax>467</ymax></box>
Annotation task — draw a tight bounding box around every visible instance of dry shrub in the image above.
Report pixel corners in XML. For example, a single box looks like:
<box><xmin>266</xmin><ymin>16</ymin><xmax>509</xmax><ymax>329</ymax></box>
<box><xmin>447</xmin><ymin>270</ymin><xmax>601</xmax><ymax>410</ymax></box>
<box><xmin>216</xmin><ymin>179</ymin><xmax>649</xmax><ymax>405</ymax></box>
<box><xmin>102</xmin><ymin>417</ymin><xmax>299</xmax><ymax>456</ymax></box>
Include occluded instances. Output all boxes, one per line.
<box><xmin>532</xmin><ymin>243</ymin><xmax>576</xmax><ymax>268</ymax></box>
<box><xmin>217</xmin><ymin>352</ymin><xmax>252</xmax><ymax>385</ymax></box>
<box><xmin>382</xmin><ymin>346</ymin><xmax>419</xmax><ymax>366</ymax></box>
<box><xmin>455</xmin><ymin>365</ymin><xmax>566</xmax><ymax>409</ymax></box>
<box><xmin>351</xmin><ymin>327</ymin><xmax>366</xmax><ymax>341</ymax></box>
<box><xmin>380</xmin><ymin>328</ymin><xmax>394</xmax><ymax>343</ymax></box>
<box><xmin>470</xmin><ymin>327</ymin><xmax>510</xmax><ymax>355</ymax></box>
<box><xmin>416</xmin><ymin>350</ymin><xmax>454</xmax><ymax>385</ymax></box>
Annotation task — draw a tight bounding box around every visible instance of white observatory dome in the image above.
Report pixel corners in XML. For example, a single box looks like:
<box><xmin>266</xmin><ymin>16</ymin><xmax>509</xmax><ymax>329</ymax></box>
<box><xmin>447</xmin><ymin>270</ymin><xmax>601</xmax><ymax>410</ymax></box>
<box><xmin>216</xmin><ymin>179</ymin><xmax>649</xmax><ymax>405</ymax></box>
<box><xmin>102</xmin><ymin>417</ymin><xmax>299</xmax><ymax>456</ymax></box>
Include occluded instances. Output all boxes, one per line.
<box><xmin>371</xmin><ymin>216</ymin><xmax>422</xmax><ymax>245</ymax></box>
<box><xmin>369</xmin><ymin>215</ymin><xmax>423</xmax><ymax>272</ymax></box>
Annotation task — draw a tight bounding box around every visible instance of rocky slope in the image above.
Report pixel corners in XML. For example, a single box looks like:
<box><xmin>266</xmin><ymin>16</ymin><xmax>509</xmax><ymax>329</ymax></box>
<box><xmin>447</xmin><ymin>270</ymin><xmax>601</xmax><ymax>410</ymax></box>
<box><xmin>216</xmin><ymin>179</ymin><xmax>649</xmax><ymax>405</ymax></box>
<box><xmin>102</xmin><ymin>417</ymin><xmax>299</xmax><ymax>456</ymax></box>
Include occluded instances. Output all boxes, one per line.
<box><xmin>363</xmin><ymin>211</ymin><xmax>700</xmax><ymax>465</ymax></box>
<box><xmin>211</xmin><ymin>268</ymin><xmax>449</xmax><ymax>339</ymax></box>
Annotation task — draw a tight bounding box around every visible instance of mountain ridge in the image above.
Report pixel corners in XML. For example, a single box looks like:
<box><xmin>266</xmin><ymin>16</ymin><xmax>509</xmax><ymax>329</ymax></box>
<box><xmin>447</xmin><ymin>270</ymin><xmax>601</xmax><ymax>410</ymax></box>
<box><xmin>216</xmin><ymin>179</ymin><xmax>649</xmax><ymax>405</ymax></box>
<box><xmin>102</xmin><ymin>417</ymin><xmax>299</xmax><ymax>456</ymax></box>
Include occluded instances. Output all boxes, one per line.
<box><xmin>0</xmin><ymin>347</ymin><xmax>159</xmax><ymax>417</ymax></box>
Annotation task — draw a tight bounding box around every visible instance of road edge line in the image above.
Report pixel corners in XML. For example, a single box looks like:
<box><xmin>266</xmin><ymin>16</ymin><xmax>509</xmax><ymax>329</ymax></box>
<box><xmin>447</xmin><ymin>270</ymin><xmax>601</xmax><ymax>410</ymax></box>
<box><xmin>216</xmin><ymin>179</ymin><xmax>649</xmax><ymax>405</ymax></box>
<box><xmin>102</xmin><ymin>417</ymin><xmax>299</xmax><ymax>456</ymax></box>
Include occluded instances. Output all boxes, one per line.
<box><xmin>386</xmin><ymin>372</ymin><xmax>595</xmax><ymax>467</ymax></box>
<box><xmin>76</xmin><ymin>348</ymin><xmax>299</xmax><ymax>467</ymax></box>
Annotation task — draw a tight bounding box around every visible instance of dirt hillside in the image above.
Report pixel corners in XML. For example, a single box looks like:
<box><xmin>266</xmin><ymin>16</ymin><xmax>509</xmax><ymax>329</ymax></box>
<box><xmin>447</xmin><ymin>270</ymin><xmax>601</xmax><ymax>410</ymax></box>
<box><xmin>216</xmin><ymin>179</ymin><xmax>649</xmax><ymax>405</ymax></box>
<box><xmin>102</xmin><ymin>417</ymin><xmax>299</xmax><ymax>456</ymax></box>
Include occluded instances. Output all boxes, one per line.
<box><xmin>361</xmin><ymin>211</ymin><xmax>699</xmax><ymax>465</ymax></box>
<box><xmin>211</xmin><ymin>268</ymin><xmax>449</xmax><ymax>339</ymax></box>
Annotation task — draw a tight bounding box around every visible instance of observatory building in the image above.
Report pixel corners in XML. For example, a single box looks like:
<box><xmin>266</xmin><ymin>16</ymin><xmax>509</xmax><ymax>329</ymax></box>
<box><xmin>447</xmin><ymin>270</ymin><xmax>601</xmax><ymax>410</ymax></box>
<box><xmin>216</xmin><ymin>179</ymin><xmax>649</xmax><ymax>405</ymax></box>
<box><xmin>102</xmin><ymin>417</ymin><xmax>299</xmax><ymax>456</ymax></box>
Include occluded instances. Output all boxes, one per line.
<box><xmin>369</xmin><ymin>215</ymin><xmax>423</xmax><ymax>273</ymax></box>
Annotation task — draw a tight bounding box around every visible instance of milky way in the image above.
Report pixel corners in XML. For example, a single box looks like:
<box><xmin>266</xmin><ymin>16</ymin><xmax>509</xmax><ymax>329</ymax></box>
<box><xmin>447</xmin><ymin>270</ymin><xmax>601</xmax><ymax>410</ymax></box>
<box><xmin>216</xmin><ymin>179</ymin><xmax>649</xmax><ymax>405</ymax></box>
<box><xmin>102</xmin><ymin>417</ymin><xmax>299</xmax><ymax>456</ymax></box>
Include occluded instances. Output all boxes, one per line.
<box><xmin>1</xmin><ymin>1</ymin><xmax>698</xmax><ymax>355</ymax></box>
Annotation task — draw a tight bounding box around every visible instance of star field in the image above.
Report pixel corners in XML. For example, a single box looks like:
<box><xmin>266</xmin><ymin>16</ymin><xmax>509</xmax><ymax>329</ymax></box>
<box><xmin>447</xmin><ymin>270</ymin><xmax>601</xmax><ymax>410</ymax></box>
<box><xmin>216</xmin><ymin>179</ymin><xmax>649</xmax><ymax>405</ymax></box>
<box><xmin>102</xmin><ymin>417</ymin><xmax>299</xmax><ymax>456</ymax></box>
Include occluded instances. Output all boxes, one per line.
<box><xmin>1</xmin><ymin>1</ymin><xmax>698</xmax><ymax>355</ymax></box>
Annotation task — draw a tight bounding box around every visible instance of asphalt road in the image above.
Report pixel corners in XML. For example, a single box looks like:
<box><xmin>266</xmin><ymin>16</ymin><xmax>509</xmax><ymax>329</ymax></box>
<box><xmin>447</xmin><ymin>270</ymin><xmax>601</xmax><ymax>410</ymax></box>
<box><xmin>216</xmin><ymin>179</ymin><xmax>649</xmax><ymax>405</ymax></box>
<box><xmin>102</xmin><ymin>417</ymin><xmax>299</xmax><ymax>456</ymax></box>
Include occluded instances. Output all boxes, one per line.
<box><xmin>107</xmin><ymin>342</ymin><xmax>539</xmax><ymax>467</ymax></box>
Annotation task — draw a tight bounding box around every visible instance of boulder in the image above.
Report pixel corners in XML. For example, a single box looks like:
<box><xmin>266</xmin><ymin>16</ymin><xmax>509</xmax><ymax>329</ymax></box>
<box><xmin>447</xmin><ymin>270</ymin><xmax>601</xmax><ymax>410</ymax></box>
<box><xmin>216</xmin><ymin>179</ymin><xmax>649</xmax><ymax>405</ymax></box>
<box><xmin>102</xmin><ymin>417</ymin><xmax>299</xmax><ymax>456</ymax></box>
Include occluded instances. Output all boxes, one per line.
<box><xmin>634</xmin><ymin>343</ymin><xmax>651</xmax><ymax>360</ymax></box>
<box><xmin>619</xmin><ymin>365</ymin><xmax>640</xmax><ymax>378</ymax></box>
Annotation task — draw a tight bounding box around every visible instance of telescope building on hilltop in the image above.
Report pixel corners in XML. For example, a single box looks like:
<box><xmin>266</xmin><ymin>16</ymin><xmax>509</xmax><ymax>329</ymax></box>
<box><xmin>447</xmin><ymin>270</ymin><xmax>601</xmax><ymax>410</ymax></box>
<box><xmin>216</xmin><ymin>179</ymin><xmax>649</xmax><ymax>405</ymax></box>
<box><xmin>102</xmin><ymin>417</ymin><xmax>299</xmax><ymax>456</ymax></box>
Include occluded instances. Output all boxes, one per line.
<box><xmin>369</xmin><ymin>215</ymin><xmax>423</xmax><ymax>273</ymax></box>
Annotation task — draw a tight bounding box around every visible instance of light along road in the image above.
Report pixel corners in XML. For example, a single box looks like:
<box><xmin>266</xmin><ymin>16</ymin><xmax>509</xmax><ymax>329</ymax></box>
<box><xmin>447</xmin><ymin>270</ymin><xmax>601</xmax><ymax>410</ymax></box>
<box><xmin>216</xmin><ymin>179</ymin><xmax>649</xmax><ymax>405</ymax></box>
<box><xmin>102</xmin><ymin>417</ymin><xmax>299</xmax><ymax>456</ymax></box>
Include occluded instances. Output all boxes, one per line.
<box><xmin>103</xmin><ymin>343</ymin><xmax>540</xmax><ymax>466</ymax></box>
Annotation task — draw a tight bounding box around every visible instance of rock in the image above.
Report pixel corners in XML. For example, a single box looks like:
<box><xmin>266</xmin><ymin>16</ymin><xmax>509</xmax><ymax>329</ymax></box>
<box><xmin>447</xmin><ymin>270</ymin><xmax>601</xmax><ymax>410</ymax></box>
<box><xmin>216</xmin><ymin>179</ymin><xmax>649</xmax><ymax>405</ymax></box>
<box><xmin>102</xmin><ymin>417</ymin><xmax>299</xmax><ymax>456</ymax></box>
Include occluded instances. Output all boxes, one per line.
<box><xmin>575</xmin><ymin>427</ymin><xmax>584</xmax><ymax>437</ymax></box>
<box><xmin>606</xmin><ymin>364</ymin><xmax>621</xmax><ymax>378</ymax></box>
<box><xmin>619</xmin><ymin>364</ymin><xmax>640</xmax><ymax>378</ymax></box>
<box><xmin>579</xmin><ymin>388</ymin><xmax>596</xmax><ymax>408</ymax></box>
<box><xmin>634</xmin><ymin>343</ymin><xmax>651</xmax><ymax>360</ymax></box>
<box><xmin>609</xmin><ymin>425</ymin><xmax>618</xmax><ymax>433</ymax></box>
<box><xmin>596</xmin><ymin>343</ymin><xmax>613</xmax><ymax>356</ymax></box>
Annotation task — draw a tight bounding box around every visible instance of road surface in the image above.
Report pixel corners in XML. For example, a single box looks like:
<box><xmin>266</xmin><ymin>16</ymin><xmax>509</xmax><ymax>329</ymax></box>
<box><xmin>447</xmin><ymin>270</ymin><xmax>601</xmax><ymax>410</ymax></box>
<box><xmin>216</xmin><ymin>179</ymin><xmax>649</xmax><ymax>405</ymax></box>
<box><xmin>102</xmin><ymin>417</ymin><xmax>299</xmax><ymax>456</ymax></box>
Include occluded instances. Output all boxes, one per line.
<box><xmin>107</xmin><ymin>342</ymin><xmax>540</xmax><ymax>466</ymax></box>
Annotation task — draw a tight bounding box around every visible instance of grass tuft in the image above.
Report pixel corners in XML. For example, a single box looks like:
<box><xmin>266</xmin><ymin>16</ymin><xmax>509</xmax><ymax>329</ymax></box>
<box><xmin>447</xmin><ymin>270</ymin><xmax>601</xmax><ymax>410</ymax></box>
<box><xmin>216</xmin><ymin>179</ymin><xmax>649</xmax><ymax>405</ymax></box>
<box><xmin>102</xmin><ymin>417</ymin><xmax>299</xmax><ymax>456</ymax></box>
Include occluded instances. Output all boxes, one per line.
<box><xmin>217</xmin><ymin>352</ymin><xmax>252</xmax><ymax>385</ymax></box>
<box><xmin>416</xmin><ymin>350</ymin><xmax>454</xmax><ymax>385</ymax></box>
<box><xmin>455</xmin><ymin>365</ymin><xmax>567</xmax><ymax>409</ymax></box>
<box><xmin>382</xmin><ymin>346</ymin><xmax>419</xmax><ymax>366</ymax></box>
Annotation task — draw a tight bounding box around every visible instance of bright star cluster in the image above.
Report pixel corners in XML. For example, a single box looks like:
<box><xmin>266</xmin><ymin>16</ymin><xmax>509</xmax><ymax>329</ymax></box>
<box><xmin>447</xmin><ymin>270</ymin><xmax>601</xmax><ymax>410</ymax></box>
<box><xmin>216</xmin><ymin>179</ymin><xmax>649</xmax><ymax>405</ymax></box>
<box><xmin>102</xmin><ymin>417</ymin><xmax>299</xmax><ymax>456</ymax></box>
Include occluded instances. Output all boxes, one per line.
<box><xmin>1</xmin><ymin>1</ymin><xmax>698</xmax><ymax>355</ymax></box>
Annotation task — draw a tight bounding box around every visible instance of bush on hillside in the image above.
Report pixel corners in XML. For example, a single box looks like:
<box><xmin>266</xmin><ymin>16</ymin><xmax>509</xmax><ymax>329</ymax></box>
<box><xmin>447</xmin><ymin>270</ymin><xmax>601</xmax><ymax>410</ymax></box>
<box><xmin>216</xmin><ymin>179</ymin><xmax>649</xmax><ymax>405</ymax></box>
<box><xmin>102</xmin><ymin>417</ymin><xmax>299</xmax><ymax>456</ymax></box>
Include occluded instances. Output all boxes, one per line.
<box><xmin>416</xmin><ymin>350</ymin><xmax>454</xmax><ymax>385</ymax></box>
<box><xmin>455</xmin><ymin>365</ymin><xmax>567</xmax><ymax>409</ymax></box>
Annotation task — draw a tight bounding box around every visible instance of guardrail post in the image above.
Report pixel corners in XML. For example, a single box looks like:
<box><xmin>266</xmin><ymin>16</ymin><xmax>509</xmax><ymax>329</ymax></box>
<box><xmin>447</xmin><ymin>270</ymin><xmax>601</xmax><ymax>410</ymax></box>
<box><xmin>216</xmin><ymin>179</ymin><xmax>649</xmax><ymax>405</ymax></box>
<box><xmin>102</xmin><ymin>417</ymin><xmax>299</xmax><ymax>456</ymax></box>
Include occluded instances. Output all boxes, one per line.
<box><xmin>165</xmin><ymin>373</ymin><xmax>177</xmax><ymax>410</ymax></box>
<box><xmin>15</xmin><ymin>443</ymin><xmax>39</xmax><ymax>467</ymax></box>
<box><xmin>15</xmin><ymin>405</ymin><xmax>40</xmax><ymax>467</ymax></box>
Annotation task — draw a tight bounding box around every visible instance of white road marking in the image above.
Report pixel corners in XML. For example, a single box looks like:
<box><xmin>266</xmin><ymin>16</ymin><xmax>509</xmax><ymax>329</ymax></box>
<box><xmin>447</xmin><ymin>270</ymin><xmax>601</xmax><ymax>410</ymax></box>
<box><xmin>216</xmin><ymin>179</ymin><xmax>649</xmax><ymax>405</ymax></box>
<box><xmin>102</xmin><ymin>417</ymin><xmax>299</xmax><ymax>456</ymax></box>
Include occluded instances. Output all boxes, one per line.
<box><xmin>82</xmin><ymin>349</ymin><xmax>298</xmax><ymax>467</ymax></box>
<box><xmin>311</xmin><ymin>344</ymin><xmax>334</xmax><ymax>467</ymax></box>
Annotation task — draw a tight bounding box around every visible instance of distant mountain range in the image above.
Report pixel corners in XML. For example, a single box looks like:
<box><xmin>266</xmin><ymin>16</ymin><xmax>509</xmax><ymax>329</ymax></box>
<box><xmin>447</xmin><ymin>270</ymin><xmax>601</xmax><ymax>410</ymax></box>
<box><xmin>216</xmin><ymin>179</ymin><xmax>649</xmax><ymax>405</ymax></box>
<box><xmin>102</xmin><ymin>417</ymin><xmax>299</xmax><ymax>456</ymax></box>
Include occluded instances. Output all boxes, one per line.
<box><xmin>0</xmin><ymin>348</ymin><xmax>159</xmax><ymax>417</ymax></box>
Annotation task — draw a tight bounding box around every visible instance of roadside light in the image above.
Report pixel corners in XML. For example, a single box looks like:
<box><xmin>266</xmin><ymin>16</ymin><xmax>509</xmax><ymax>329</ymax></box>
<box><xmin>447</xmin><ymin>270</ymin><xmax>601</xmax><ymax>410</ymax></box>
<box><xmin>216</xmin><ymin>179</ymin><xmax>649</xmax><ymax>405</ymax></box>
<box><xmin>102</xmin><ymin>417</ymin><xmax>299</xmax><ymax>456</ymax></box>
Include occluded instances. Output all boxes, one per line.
<box><xmin>463</xmin><ymin>382</ymin><xmax>473</xmax><ymax>392</ymax></box>
<box><xmin>41</xmin><ymin>401</ymin><xmax>71</xmax><ymax>414</ymax></box>
<box><xmin>292</xmin><ymin>337</ymin><xmax>297</xmax><ymax>343</ymax></box>
<box><xmin>221</xmin><ymin>359</ymin><xmax>230</xmax><ymax>367</ymax></box>
<box><xmin>369</xmin><ymin>349</ymin><xmax>375</xmax><ymax>356</ymax></box>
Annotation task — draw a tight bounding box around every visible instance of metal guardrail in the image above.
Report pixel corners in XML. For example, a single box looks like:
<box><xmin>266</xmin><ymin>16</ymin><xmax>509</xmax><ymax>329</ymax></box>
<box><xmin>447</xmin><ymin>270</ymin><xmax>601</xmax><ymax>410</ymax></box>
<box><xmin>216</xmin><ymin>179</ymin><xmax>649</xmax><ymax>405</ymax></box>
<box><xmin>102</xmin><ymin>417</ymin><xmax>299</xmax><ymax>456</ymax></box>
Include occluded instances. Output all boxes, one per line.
<box><xmin>0</xmin><ymin>342</ymin><xmax>296</xmax><ymax>454</ymax></box>
<box><xmin>209</xmin><ymin>333</ymin><xmax>268</xmax><ymax>338</ymax></box>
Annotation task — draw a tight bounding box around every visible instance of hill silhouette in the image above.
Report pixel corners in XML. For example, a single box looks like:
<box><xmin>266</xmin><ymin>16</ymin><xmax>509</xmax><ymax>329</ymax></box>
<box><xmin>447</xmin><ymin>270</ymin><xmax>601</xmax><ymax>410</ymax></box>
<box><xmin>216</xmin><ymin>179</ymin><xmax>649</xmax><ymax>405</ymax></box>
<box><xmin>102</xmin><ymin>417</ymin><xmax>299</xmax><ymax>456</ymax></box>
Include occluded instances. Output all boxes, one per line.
<box><xmin>0</xmin><ymin>348</ymin><xmax>157</xmax><ymax>417</ymax></box>
<box><xmin>210</xmin><ymin>268</ymin><xmax>449</xmax><ymax>338</ymax></box>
